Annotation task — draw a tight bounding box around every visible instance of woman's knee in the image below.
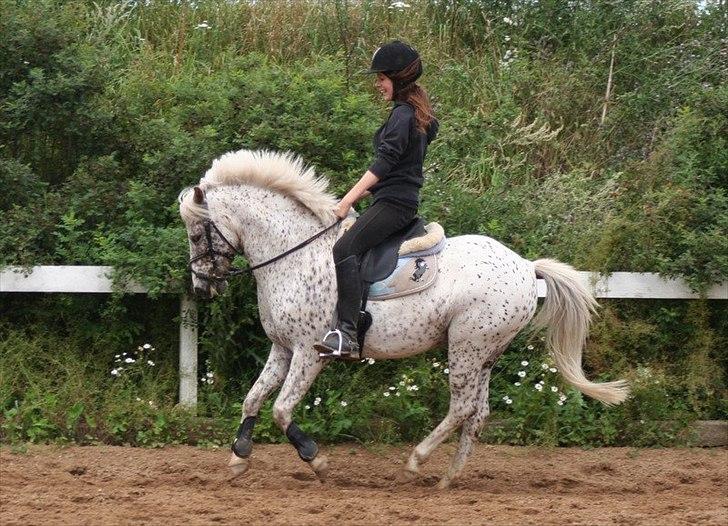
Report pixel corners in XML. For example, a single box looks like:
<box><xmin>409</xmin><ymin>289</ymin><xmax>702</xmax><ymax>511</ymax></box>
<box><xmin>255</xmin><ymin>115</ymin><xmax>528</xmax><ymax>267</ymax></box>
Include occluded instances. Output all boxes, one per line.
<box><xmin>332</xmin><ymin>238</ymin><xmax>353</xmax><ymax>263</ymax></box>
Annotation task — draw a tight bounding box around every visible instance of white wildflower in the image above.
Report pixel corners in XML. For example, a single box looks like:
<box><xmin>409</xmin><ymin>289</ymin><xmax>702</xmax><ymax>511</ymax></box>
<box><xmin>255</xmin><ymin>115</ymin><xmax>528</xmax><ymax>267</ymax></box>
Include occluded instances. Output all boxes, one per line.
<box><xmin>411</xmin><ymin>385</ymin><xmax>419</xmax><ymax>391</ymax></box>
<box><xmin>395</xmin><ymin>392</ymin><xmax>400</xmax><ymax>397</ymax></box>
<box><xmin>389</xmin><ymin>386</ymin><xmax>396</xmax><ymax>391</ymax></box>
<box><xmin>399</xmin><ymin>381</ymin><xmax>405</xmax><ymax>386</ymax></box>
<box><xmin>389</xmin><ymin>1</ymin><xmax>410</xmax><ymax>9</ymax></box>
<box><xmin>506</xmin><ymin>399</ymin><xmax>513</xmax><ymax>405</ymax></box>
<box><xmin>535</xmin><ymin>384</ymin><xmax>543</xmax><ymax>391</ymax></box>
<box><xmin>539</xmin><ymin>380</ymin><xmax>545</xmax><ymax>385</ymax></box>
<box><xmin>503</xmin><ymin>16</ymin><xmax>513</xmax><ymax>24</ymax></box>
<box><xmin>433</xmin><ymin>362</ymin><xmax>441</xmax><ymax>368</ymax></box>
<box><xmin>514</xmin><ymin>382</ymin><xmax>521</xmax><ymax>386</ymax></box>
<box><xmin>143</xmin><ymin>343</ymin><xmax>151</xmax><ymax>350</ymax></box>
<box><xmin>147</xmin><ymin>360</ymin><xmax>155</xmax><ymax>366</ymax></box>
<box><xmin>518</xmin><ymin>371</ymin><xmax>526</xmax><ymax>378</ymax></box>
<box><xmin>114</xmin><ymin>354</ymin><xmax>120</xmax><ymax>358</ymax></box>
<box><xmin>340</xmin><ymin>401</ymin><xmax>348</xmax><ymax>407</ymax></box>
<box><xmin>195</xmin><ymin>21</ymin><xmax>211</xmax><ymax>30</ymax></box>
<box><xmin>206</xmin><ymin>372</ymin><xmax>214</xmax><ymax>378</ymax></box>
<box><xmin>443</xmin><ymin>368</ymin><xmax>449</xmax><ymax>374</ymax></box>
<box><xmin>549</xmin><ymin>367</ymin><xmax>557</xmax><ymax>373</ymax></box>
<box><xmin>527</xmin><ymin>345</ymin><xmax>534</xmax><ymax>350</ymax></box>
<box><xmin>383</xmin><ymin>392</ymin><xmax>390</xmax><ymax>397</ymax></box>
<box><xmin>136</xmin><ymin>397</ymin><xmax>141</xmax><ymax>402</ymax></box>
<box><xmin>314</xmin><ymin>396</ymin><xmax>321</xmax><ymax>406</ymax></box>
<box><xmin>124</xmin><ymin>357</ymin><xmax>135</xmax><ymax>364</ymax></box>
<box><xmin>541</xmin><ymin>363</ymin><xmax>549</xmax><ymax>370</ymax></box>
<box><xmin>502</xmin><ymin>395</ymin><xmax>509</xmax><ymax>401</ymax></box>
<box><xmin>521</xmin><ymin>360</ymin><xmax>529</xmax><ymax>366</ymax></box>
<box><xmin>551</xmin><ymin>386</ymin><xmax>558</xmax><ymax>392</ymax></box>
<box><xmin>305</xmin><ymin>405</ymin><xmax>311</xmax><ymax>410</ymax></box>
<box><xmin>111</xmin><ymin>369</ymin><xmax>120</xmax><ymax>376</ymax></box>
<box><xmin>504</xmin><ymin>35</ymin><xmax>511</xmax><ymax>42</ymax></box>
<box><xmin>557</xmin><ymin>401</ymin><xmax>564</xmax><ymax>406</ymax></box>
<box><xmin>367</xmin><ymin>358</ymin><xmax>375</xmax><ymax>365</ymax></box>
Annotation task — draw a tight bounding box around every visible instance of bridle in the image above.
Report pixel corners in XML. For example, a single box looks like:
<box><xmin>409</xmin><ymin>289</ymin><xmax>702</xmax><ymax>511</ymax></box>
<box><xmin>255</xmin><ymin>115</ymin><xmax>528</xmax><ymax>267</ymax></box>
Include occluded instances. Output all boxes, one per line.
<box><xmin>187</xmin><ymin>217</ymin><xmax>342</xmax><ymax>283</ymax></box>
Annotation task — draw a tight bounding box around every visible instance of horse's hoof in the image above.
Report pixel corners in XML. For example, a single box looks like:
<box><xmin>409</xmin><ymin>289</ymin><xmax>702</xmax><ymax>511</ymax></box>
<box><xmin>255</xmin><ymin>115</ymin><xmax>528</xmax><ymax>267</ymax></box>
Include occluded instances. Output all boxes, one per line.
<box><xmin>397</xmin><ymin>467</ymin><xmax>419</xmax><ymax>484</ymax></box>
<box><xmin>228</xmin><ymin>453</ymin><xmax>250</xmax><ymax>478</ymax></box>
<box><xmin>436</xmin><ymin>476</ymin><xmax>451</xmax><ymax>490</ymax></box>
<box><xmin>310</xmin><ymin>454</ymin><xmax>328</xmax><ymax>482</ymax></box>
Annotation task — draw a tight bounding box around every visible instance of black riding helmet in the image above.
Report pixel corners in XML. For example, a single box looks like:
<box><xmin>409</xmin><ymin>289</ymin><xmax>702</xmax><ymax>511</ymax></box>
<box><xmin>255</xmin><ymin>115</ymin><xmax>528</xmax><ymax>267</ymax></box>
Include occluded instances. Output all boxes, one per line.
<box><xmin>363</xmin><ymin>40</ymin><xmax>422</xmax><ymax>83</ymax></box>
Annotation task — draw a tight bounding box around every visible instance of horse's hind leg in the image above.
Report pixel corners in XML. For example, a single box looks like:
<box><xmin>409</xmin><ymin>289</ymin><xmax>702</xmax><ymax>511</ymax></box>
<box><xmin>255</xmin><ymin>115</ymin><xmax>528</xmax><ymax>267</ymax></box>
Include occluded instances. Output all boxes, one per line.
<box><xmin>437</xmin><ymin>366</ymin><xmax>492</xmax><ymax>489</ymax></box>
<box><xmin>404</xmin><ymin>344</ymin><xmax>481</xmax><ymax>479</ymax></box>
<box><xmin>229</xmin><ymin>342</ymin><xmax>291</xmax><ymax>476</ymax></box>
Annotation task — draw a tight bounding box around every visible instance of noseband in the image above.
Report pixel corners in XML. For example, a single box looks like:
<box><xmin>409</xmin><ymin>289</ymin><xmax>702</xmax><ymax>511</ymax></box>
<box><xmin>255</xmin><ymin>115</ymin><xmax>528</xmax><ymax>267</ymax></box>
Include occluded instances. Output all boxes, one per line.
<box><xmin>187</xmin><ymin>218</ymin><xmax>342</xmax><ymax>283</ymax></box>
<box><xmin>187</xmin><ymin>220</ymin><xmax>240</xmax><ymax>282</ymax></box>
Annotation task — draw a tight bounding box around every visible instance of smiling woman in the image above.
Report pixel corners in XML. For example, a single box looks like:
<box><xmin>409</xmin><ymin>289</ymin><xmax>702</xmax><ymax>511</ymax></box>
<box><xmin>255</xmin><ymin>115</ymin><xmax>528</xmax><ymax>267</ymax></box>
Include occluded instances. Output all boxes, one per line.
<box><xmin>315</xmin><ymin>40</ymin><xmax>440</xmax><ymax>360</ymax></box>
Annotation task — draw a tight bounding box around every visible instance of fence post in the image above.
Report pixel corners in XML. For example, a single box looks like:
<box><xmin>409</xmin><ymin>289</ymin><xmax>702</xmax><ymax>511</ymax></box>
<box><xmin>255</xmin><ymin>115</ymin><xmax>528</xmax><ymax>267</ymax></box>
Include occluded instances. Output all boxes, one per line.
<box><xmin>178</xmin><ymin>293</ymin><xmax>198</xmax><ymax>409</ymax></box>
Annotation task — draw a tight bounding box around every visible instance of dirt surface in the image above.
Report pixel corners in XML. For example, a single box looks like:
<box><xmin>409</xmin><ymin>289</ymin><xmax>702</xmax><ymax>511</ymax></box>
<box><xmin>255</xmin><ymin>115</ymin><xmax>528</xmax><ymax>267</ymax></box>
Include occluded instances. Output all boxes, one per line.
<box><xmin>1</xmin><ymin>444</ymin><xmax>726</xmax><ymax>525</ymax></box>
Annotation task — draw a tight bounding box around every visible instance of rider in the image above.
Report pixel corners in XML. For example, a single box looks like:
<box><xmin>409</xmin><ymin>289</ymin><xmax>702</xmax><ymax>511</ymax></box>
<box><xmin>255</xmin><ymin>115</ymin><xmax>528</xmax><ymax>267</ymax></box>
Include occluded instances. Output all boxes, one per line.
<box><xmin>315</xmin><ymin>40</ymin><xmax>439</xmax><ymax>360</ymax></box>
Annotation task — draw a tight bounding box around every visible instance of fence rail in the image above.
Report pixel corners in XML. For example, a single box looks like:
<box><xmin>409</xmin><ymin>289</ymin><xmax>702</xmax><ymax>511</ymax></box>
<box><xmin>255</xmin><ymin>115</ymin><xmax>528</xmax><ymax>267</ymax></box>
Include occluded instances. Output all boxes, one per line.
<box><xmin>2</xmin><ymin>265</ymin><xmax>726</xmax><ymax>408</ymax></box>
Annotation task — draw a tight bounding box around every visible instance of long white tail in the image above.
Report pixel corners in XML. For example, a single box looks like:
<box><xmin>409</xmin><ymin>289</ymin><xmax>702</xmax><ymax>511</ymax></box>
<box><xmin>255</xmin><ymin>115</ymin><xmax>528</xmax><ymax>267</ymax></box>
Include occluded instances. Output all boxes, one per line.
<box><xmin>532</xmin><ymin>259</ymin><xmax>629</xmax><ymax>405</ymax></box>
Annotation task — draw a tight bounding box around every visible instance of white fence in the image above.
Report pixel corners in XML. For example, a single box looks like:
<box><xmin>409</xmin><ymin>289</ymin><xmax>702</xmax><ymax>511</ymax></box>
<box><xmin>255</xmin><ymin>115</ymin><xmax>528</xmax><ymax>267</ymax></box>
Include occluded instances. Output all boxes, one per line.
<box><xmin>1</xmin><ymin>265</ymin><xmax>726</xmax><ymax>408</ymax></box>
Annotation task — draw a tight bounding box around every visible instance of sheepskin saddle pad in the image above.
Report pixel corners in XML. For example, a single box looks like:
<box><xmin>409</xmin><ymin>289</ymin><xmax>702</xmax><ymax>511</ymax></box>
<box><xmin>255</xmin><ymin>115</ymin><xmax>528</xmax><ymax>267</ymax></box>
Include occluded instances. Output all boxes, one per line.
<box><xmin>338</xmin><ymin>216</ymin><xmax>446</xmax><ymax>301</ymax></box>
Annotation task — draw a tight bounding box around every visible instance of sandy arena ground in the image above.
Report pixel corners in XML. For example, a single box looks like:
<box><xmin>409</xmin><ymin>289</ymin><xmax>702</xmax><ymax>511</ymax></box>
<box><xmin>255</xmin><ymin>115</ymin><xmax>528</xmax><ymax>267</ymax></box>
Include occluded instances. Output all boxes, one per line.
<box><xmin>1</xmin><ymin>443</ymin><xmax>726</xmax><ymax>525</ymax></box>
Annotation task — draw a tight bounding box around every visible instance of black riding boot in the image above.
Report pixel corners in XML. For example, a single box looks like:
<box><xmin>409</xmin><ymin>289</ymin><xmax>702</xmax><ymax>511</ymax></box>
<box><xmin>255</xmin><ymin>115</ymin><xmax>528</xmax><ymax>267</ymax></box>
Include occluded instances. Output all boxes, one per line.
<box><xmin>315</xmin><ymin>255</ymin><xmax>361</xmax><ymax>359</ymax></box>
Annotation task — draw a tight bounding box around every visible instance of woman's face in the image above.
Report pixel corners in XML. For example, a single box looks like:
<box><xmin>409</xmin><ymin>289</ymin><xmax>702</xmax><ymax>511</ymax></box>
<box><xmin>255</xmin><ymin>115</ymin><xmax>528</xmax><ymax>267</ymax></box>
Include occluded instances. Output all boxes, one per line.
<box><xmin>374</xmin><ymin>73</ymin><xmax>394</xmax><ymax>101</ymax></box>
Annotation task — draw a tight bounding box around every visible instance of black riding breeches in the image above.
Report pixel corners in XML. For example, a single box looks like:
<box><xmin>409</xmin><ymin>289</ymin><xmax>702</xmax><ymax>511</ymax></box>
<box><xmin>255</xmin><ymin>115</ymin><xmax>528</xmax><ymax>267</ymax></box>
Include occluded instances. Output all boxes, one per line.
<box><xmin>333</xmin><ymin>200</ymin><xmax>417</xmax><ymax>264</ymax></box>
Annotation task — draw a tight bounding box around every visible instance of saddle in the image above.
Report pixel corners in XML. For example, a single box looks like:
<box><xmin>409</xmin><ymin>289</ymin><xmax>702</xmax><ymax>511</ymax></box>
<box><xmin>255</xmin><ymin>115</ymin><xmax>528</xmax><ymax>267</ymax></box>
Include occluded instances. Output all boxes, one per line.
<box><xmin>337</xmin><ymin>216</ymin><xmax>446</xmax><ymax>350</ymax></box>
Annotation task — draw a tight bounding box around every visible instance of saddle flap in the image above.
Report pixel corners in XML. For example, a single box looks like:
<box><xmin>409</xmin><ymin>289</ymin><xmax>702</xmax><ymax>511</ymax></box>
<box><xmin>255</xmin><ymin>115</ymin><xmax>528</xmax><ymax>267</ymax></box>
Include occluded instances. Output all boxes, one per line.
<box><xmin>360</xmin><ymin>217</ymin><xmax>426</xmax><ymax>283</ymax></box>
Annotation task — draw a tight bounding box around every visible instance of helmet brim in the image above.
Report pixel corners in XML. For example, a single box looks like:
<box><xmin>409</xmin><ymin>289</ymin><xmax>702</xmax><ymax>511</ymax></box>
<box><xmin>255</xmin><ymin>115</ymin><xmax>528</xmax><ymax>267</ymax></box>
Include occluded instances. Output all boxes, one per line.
<box><xmin>360</xmin><ymin>67</ymin><xmax>392</xmax><ymax>75</ymax></box>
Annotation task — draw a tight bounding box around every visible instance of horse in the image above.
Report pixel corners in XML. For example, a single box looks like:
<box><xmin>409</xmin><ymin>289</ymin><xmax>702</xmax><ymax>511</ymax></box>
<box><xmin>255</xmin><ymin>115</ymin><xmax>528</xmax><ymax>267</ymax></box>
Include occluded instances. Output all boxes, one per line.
<box><xmin>179</xmin><ymin>148</ymin><xmax>629</xmax><ymax>488</ymax></box>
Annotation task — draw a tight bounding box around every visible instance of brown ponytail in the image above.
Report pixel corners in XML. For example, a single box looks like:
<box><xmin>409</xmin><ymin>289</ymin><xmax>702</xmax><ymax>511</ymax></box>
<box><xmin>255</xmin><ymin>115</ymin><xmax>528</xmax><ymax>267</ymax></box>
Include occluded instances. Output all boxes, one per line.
<box><xmin>388</xmin><ymin>58</ymin><xmax>436</xmax><ymax>135</ymax></box>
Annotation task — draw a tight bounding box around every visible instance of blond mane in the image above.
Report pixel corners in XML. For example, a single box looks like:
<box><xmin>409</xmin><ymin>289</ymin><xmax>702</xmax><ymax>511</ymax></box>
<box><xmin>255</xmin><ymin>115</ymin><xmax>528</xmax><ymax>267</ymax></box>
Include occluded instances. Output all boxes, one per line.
<box><xmin>179</xmin><ymin>149</ymin><xmax>337</xmax><ymax>223</ymax></box>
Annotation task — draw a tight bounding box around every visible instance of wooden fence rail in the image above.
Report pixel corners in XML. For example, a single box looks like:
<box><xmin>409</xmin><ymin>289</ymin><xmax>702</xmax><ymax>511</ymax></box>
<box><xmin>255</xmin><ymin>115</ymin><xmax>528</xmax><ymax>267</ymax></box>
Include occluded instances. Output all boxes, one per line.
<box><xmin>2</xmin><ymin>266</ymin><xmax>726</xmax><ymax>408</ymax></box>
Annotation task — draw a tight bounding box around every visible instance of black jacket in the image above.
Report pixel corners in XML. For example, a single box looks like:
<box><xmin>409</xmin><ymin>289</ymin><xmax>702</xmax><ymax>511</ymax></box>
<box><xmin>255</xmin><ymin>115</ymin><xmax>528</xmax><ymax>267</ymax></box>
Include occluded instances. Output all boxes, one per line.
<box><xmin>368</xmin><ymin>101</ymin><xmax>439</xmax><ymax>208</ymax></box>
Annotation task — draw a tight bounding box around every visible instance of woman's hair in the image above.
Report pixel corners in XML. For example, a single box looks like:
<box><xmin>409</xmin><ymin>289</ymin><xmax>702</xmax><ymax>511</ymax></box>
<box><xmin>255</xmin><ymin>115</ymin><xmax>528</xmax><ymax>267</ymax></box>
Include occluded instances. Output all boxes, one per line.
<box><xmin>388</xmin><ymin>58</ymin><xmax>436</xmax><ymax>134</ymax></box>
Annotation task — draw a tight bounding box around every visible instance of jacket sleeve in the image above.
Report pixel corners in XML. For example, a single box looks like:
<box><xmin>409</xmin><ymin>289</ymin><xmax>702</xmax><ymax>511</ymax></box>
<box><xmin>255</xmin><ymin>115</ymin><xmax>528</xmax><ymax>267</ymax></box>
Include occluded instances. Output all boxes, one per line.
<box><xmin>368</xmin><ymin>106</ymin><xmax>413</xmax><ymax>179</ymax></box>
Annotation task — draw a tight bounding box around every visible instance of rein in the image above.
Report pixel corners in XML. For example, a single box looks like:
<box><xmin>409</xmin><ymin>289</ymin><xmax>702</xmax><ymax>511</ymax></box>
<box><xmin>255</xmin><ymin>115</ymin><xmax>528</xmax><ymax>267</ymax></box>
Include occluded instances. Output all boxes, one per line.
<box><xmin>188</xmin><ymin>217</ymin><xmax>343</xmax><ymax>282</ymax></box>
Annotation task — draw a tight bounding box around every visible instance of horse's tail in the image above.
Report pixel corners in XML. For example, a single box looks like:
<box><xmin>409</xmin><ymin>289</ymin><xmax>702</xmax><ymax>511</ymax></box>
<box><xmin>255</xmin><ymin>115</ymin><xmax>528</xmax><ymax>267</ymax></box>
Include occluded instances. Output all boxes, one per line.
<box><xmin>531</xmin><ymin>259</ymin><xmax>629</xmax><ymax>405</ymax></box>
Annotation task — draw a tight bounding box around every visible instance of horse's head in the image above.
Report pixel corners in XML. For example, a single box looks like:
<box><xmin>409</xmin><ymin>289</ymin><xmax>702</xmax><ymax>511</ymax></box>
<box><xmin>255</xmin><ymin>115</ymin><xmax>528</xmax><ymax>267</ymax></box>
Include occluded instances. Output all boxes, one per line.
<box><xmin>179</xmin><ymin>186</ymin><xmax>236</xmax><ymax>299</ymax></box>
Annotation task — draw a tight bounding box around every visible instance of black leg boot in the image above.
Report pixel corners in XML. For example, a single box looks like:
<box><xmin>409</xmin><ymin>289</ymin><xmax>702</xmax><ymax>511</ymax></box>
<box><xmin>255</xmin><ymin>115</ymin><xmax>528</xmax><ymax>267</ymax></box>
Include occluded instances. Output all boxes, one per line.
<box><xmin>314</xmin><ymin>255</ymin><xmax>361</xmax><ymax>359</ymax></box>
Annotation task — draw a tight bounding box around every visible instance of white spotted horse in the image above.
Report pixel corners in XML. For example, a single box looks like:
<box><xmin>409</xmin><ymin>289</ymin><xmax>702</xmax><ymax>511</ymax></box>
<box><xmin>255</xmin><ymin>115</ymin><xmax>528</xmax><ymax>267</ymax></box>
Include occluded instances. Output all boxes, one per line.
<box><xmin>179</xmin><ymin>149</ymin><xmax>629</xmax><ymax>488</ymax></box>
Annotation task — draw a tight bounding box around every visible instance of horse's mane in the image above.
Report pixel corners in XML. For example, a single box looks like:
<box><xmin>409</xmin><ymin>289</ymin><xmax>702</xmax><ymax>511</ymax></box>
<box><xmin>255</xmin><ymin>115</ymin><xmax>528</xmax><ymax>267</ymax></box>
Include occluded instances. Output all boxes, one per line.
<box><xmin>179</xmin><ymin>149</ymin><xmax>337</xmax><ymax>223</ymax></box>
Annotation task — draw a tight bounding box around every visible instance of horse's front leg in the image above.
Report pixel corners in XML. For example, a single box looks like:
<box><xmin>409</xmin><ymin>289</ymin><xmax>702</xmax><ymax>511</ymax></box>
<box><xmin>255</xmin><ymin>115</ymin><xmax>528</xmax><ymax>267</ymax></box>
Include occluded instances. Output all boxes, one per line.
<box><xmin>271</xmin><ymin>348</ymin><xmax>327</xmax><ymax>481</ymax></box>
<box><xmin>228</xmin><ymin>342</ymin><xmax>292</xmax><ymax>476</ymax></box>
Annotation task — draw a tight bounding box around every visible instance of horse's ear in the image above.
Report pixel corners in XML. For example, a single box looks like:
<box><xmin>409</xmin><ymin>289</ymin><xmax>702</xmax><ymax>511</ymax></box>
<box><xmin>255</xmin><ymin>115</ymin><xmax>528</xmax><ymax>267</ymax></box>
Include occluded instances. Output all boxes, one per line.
<box><xmin>193</xmin><ymin>186</ymin><xmax>204</xmax><ymax>204</ymax></box>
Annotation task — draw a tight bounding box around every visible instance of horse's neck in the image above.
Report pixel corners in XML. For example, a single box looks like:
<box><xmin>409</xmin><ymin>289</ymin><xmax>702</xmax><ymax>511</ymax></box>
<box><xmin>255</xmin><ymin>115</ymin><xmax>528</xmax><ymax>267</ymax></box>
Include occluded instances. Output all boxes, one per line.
<box><xmin>209</xmin><ymin>185</ymin><xmax>334</xmax><ymax>271</ymax></box>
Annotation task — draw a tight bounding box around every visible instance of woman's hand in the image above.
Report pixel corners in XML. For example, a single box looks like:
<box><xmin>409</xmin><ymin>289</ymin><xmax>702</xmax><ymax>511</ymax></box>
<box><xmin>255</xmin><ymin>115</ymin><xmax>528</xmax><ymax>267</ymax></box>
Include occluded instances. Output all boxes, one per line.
<box><xmin>334</xmin><ymin>200</ymin><xmax>352</xmax><ymax>219</ymax></box>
